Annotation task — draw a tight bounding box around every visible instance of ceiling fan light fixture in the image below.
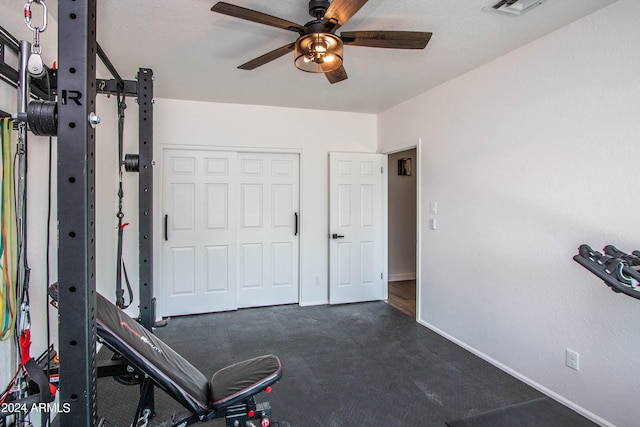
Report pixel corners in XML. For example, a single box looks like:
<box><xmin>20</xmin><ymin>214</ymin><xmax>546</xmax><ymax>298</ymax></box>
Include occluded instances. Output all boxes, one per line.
<box><xmin>311</xmin><ymin>41</ymin><xmax>327</xmax><ymax>53</ymax></box>
<box><xmin>294</xmin><ymin>33</ymin><xmax>343</xmax><ymax>73</ymax></box>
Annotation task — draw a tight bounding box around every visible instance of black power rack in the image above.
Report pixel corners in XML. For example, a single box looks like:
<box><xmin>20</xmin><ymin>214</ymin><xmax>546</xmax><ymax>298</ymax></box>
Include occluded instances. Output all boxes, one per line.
<box><xmin>0</xmin><ymin>6</ymin><xmax>156</xmax><ymax>425</ymax></box>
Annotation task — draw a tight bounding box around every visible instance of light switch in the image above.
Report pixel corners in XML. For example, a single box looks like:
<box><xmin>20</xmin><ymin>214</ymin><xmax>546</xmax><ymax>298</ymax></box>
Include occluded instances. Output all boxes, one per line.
<box><xmin>430</xmin><ymin>218</ymin><xmax>437</xmax><ymax>230</ymax></box>
<box><xmin>430</xmin><ymin>202</ymin><xmax>438</xmax><ymax>215</ymax></box>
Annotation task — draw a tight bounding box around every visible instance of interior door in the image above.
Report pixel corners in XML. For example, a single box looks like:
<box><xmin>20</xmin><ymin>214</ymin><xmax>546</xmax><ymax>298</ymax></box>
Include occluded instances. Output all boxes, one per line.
<box><xmin>237</xmin><ymin>153</ymin><xmax>300</xmax><ymax>308</ymax></box>
<box><xmin>329</xmin><ymin>152</ymin><xmax>386</xmax><ymax>304</ymax></box>
<box><xmin>162</xmin><ymin>149</ymin><xmax>238</xmax><ymax>316</ymax></box>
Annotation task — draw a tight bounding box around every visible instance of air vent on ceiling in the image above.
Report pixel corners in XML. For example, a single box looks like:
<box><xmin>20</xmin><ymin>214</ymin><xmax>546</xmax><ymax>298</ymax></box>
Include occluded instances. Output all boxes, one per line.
<box><xmin>483</xmin><ymin>0</ymin><xmax>547</xmax><ymax>16</ymax></box>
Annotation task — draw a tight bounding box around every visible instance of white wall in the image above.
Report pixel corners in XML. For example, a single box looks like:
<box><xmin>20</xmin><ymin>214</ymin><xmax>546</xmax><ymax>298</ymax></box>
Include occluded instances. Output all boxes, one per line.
<box><xmin>95</xmin><ymin>98</ymin><xmax>377</xmax><ymax>313</ymax></box>
<box><xmin>387</xmin><ymin>148</ymin><xmax>417</xmax><ymax>281</ymax></box>
<box><xmin>378</xmin><ymin>1</ymin><xmax>640</xmax><ymax>426</ymax></box>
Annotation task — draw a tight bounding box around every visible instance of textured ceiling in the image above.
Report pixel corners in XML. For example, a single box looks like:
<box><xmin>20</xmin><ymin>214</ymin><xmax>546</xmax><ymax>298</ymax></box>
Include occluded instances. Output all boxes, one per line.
<box><xmin>2</xmin><ymin>0</ymin><xmax>619</xmax><ymax>113</ymax></box>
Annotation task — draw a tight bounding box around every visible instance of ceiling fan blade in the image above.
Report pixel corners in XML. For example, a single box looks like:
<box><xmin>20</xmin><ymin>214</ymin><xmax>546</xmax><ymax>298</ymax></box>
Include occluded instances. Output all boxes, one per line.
<box><xmin>322</xmin><ymin>0</ymin><xmax>368</xmax><ymax>32</ymax></box>
<box><xmin>212</xmin><ymin>2</ymin><xmax>305</xmax><ymax>34</ymax></box>
<box><xmin>324</xmin><ymin>65</ymin><xmax>348</xmax><ymax>84</ymax></box>
<box><xmin>238</xmin><ymin>42</ymin><xmax>296</xmax><ymax>70</ymax></box>
<box><xmin>341</xmin><ymin>31</ymin><xmax>433</xmax><ymax>49</ymax></box>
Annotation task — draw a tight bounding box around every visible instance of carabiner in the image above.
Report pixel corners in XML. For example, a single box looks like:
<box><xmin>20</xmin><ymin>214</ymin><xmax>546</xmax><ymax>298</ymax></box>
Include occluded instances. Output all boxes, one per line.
<box><xmin>135</xmin><ymin>408</ymin><xmax>151</xmax><ymax>427</ymax></box>
<box><xmin>24</xmin><ymin>0</ymin><xmax>48</xmax><ymax>33</ymax></box>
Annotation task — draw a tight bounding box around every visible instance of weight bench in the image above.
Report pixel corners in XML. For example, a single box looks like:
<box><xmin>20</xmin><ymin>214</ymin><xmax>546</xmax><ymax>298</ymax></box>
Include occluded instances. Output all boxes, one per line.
<box><xmin>95</xmin><ymin>293</ymin><xmax>282</xmax><ymax>427</ymax></box>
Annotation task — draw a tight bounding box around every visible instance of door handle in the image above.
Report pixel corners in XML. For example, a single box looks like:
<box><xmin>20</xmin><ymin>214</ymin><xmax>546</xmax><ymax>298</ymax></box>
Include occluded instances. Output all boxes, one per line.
<box><xmin>294</xmin><ymin>212</ymin><xmax>298</xmax><ymax>236</ymax></box>
<box><xmin>331</xmin><ymin>233</ymin><xmax>344</xmax><ymax>239</ymax></box>
<box><xmin>164</xmin><ymin>214</ymin><xmax>169</xmax><ymax>241</ymax></box>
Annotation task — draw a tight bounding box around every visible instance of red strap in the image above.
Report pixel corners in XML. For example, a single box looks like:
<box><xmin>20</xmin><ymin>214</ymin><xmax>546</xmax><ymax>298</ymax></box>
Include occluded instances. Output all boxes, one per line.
<box><xmin>19</xmin><ymin>330</ymin><xmax>31</xmax><ymax>366</ymax></box>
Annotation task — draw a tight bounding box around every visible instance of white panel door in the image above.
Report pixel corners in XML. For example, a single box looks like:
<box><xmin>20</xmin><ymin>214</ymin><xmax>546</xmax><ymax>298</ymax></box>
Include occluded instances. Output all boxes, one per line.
<box><xmin>162</xmin><ymin>149</ymin><xmax>238</xmax><ymax>316</ymax></box>
<box><xmin>237</xmin><ymin>153</ymin><xmax>300</xmax><ymax>308</ymax></box>
<box><xmin>162</xmin><ymin>149</ymin><xmax>300</xmax><ymax>316</ymax></box>
<box><xmin>329</xmin><ymin>152</ymin><xmax>385</xmax><ymax>304</ymax></box>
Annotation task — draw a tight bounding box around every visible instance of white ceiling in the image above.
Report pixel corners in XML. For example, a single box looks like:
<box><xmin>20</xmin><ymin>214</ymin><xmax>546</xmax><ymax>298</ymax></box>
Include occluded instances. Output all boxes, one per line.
<box><xmin>8</xmin><ymin>0</ymin><xmax>620</xmax><ymax>114</ymax></box>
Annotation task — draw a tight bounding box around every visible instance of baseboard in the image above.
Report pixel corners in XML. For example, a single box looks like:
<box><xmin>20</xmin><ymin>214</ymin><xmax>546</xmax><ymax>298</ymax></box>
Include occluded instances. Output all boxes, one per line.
<box><xmin>299</xmin><ymin>300</ymin><xmax>328</xmax><ymax>307</ymax></box>
<box><xmin>417</xmin><ymin>318</ymin><xmax>614</xmax><ymax>427</ymax></box>
<box><xmin>388</xmin><ymin>272</ymin><xmax>416</xmax><ymax>282</ymax></box>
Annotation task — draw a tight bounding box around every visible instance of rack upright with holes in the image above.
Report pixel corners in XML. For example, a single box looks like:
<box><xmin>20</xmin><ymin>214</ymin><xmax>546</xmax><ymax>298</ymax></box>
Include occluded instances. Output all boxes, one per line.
<box><xmin>56</xmin><ymin>0</ymin><xmax>99</xmax><ymax>424</ymax></box>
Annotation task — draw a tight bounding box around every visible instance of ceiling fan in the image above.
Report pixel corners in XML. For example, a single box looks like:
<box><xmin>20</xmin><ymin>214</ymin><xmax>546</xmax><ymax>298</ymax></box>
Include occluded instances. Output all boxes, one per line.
<box><xmin>211</xmin><ymin>0</ymin><xmax>433</xmax><ymax>84</ymax></box>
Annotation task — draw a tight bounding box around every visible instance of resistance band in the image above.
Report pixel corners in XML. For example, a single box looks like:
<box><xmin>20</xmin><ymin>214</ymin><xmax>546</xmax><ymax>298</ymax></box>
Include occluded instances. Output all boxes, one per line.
<box><xmin>0</xmin><ymin>118</ymin><xmax>17</xmax><ymax>341</ymax></box>
<box><xmin>115</xmin><ymin>87</ymin><xmax>133</xmax><ymax>309</ymax></box>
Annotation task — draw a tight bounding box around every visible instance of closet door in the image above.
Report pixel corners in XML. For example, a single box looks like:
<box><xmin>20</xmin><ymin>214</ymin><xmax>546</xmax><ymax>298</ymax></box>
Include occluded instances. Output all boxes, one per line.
<box><xmin>237</xmin><ymin>152</ymin><xmax>300</xmax><ymax>308</ymax></box>
<box><xmin>162</xmin><ymin>149</ymin><xmax>238</xmax><ymax>316</ymax></box>
<box><xmin>161</xmin><ymin>149</ymin><xmax>299</xmax><ymax>316</ymax></box>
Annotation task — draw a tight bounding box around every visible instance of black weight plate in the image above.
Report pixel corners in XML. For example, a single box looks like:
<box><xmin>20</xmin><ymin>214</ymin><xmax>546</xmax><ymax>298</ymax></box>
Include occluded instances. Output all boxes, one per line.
<box><xmin>124</xmin><ymin>154</ymin><xmax>139</xmax><ymax>172</ymax></box>
<box><xmin>41</xmin><ymin>101</ymin><xmax>57</xmax><ymax>135</ymax></box>
<box><xmin>28</xmin><ymin>100</ymin><xmax>44</xmax><ymax>135</ymax></box>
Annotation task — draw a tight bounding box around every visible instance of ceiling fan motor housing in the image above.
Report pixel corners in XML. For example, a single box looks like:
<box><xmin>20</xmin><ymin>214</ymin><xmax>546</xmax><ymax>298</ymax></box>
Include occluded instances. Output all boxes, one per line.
<box><xmin>308</xmin><ymin>0</ymin><xmax>330</xmax><ymax>19</ymax></box>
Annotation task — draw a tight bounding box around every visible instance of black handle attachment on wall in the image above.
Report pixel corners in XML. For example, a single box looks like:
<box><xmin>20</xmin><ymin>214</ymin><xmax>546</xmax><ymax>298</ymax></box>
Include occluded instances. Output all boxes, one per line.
<box><xmin>164</xmin><ymin>214</ymin><xmax>168</xmax><ymax>241</ymax></box>
<box><xmin>294</xmin><ymin>212</ymin><xmax>298</xmax><ymax>236</ymax></box>
<box><xmin>574</xmin><ymin>244</ymin><xmax>640</xmax><ymax>300</ymax></box>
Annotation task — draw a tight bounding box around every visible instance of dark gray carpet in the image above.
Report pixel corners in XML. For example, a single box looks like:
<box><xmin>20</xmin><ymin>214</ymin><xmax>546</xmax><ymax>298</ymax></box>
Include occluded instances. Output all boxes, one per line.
<box><xmin>97</xmin><ymin>302</ymin><xmax>593</xmax><ymax>426</ymax></box>
<box><xmin>445</xmin><ymin>396</ymin><xmax>598</xmax><ymax>427</ymax></box>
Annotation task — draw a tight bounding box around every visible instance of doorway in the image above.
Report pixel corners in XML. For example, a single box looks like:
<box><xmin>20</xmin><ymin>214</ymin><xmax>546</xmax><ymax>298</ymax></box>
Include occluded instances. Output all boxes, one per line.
<box><xmin>387</xmin><ymin>148</ymin><xmax>417</xmax><ymax>318</ymax></box>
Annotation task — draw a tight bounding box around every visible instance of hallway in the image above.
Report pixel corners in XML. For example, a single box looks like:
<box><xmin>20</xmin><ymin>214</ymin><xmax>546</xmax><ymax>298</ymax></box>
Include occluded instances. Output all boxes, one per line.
<box><xmin>388</xmin><ymin>279</ymin><xmax>416</xmax><ymax>318</ymax></box>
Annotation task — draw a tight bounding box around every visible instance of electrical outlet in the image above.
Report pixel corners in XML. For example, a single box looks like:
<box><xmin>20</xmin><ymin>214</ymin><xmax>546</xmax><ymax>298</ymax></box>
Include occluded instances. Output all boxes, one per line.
<box><xmin>566</xmin><ymin>349</ymin><xmax>580</xmax><ymax>371</ymax></box>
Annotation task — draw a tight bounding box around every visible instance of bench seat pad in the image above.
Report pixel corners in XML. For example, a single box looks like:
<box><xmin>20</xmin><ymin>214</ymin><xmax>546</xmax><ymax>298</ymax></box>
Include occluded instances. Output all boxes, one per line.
<box><xmin>210</xmin><ymin>354</ymin><xmax>282</xmax><ymax>410</ymax></box>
